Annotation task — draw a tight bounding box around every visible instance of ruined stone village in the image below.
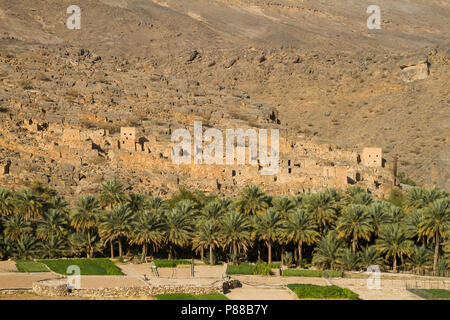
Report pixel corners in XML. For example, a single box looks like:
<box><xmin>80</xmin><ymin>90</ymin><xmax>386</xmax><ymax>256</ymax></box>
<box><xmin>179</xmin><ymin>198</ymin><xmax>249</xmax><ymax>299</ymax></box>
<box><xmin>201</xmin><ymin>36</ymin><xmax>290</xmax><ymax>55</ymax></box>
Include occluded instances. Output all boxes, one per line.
<box><xmin>0</xmin><ymin>101</ymin><xmax>393</xmax><ymax>201</ymax></box>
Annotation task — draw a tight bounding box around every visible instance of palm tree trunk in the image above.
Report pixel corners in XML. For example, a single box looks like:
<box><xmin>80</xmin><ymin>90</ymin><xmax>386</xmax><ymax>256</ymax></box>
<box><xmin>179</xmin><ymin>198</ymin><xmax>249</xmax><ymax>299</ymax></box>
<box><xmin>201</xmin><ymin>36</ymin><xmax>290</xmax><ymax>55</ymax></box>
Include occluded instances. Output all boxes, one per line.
<box><xmin>110</xmin><ymin>240</ymin><xmax>114</xmax><ymax>258</ymax></box>
<box><xmin>209</xmin><ymin>244</ymin><xmax>213</xmax><ymax>266</ymax></box>
<box><xmin>142</xmin><ymin>243</ymin><xmax>147</xmax><ymax>263</ymax></box>
<box><xmin>298</xmin><ymin>242</ymin><xmax>302</xmax><ymax>266</ymax></box>
<box><xmin>294</xmin><ymin>247</ymin><xmax>298</xmax><ymax>264</ymax></box>
<box><xmin>393</xmin><ymin>255</ymin><xmax>397</xmax><ymax>272</ymax></box>
<box><xmin>118</xmin><ymin>237</ymin><xmax>123</xmax><ymax>257</ymax></box>
<box><xmin>268</xmin><ymin>241</ymin><xmax>272</xmax><ymax>265</ymax></box>
<box><xmin>433</xmin><ymin>232</ymin><xmax>440</xmax><ymax>272</ymax></box>
<box><xmin>257</xmin><ymin>242</ymin><xmax>261</xmax><ymax>262</ymax></box>
<box><xmin>87</xmin><ymin>230</ymin><xmax>91</xmax><ymax>258</ymax></box>
<box><xmin>352</xmin><ymin>238</ymin><xmax>357</xmax><ymax>253</ymax></box>
<box><xmin>200</xmin><ymin>247</ymin><xmax>204</xmax><ymax>262</ymax></box>
<box><xmin>281</xmin><ymin>246</ymin><xmax>285</xmax><ymax>267</ymax></box>
<box><xmin>233</xmin><ymin>243</ymin><xmax>237</xmax><ymax>263</ymax></box>
<box><xmin>168</xmin><ymin>243</ymin><xmax>173</xmax><ymax>260</ymax></box>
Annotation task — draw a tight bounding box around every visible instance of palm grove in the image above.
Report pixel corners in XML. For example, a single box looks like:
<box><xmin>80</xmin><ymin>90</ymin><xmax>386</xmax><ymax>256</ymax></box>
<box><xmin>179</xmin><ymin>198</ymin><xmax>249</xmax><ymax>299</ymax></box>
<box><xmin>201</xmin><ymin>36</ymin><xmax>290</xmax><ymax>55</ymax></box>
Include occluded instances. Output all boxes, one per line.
<box><xmin>0</xmin><ymin>180</ymin><xmax>449</xmax><ymax>274</ymax></box>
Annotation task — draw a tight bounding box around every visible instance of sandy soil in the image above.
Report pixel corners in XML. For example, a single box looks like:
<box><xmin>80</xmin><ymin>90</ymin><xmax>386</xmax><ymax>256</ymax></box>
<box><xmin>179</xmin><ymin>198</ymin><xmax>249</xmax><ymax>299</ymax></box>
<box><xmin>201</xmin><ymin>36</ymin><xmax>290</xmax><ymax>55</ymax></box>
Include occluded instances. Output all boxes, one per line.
<box><xmin>78</xmin><ymin>276</ymin><xmax>147</xmax><ymax>289</ymax></box>
<box><xmin>329</xmin><ymin>278</ymin><xmax>423</xmax><ymax>300</ymax></box>
<box><xmin>226</xmin><ymin>284</ymin><xmax>298</xmax><ymax>300</ymax></box>
<box><xmin>117</xmin><ymin>263</ymin><xmax>225</xmax><ymax>279</ymax></box>
<box><xmin>0</xmin><ymin>273</ymin><xmax>57</xmax><ymax>289</ymax></box>
<box><xmin>0</xmin><ymin>261</ymin><xmax>18</xmax><ymax>273</ymax></box>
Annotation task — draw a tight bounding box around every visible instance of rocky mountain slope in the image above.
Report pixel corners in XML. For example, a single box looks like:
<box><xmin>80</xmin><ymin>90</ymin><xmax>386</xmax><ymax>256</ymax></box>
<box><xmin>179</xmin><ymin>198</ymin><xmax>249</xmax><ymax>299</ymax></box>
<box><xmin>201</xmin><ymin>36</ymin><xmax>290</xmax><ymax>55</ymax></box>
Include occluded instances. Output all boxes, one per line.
<box><xmin>0</xmin><ymin>0</ymin><xmax>448</xmax><ymax>195</ymax></box>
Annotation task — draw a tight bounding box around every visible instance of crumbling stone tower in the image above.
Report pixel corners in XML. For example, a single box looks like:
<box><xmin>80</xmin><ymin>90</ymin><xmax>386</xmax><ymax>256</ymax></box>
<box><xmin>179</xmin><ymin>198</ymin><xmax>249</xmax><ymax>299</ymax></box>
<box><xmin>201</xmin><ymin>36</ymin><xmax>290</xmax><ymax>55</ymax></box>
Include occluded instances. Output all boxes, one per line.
<box><xmin>120</xmin><ymin>127</ymin><xmax>136</xmax><ymax>152</ymax></box>
<box><xmin>362</xmin><ymin>147</ymin><xmax>382</xmax><ymax>167</ymax></box>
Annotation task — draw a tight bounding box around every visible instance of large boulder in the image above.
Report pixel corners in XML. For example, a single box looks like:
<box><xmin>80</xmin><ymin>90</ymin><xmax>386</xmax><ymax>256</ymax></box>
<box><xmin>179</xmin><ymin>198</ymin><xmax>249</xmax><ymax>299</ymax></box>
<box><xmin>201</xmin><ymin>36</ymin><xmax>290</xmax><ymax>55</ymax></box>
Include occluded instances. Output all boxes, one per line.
<box><xmin>399</xmin><ymin>56</ymin><xmax>429</xmax><ymax>82</ymax></box>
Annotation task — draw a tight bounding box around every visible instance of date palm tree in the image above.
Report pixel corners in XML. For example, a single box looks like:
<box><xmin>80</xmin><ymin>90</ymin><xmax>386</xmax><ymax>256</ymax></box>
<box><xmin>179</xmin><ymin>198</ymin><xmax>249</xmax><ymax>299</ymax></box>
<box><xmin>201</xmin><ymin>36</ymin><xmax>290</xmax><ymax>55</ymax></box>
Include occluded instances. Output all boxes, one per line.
<box><xmin>221</xmin><ymin>212</ymin><xmax>252</xmax><ymax>262</ymax></box>
<box><xmin>193</xmin><ymin>221</ymin><xmax>222</xmax><ymax>265</ymax></box>
<box><xmin>162</xmin><ymin>203</ymin><xmax>195</xmax><ymax>260</ymax></box>
<box><xmin>130</xmin><ymin>209</ymin><xmax>164</xmax><ymax>262</ymax></box>
<box><xmin>312</xmin><ymin>232</ymin><xmax>343</xmax><ymax>271</ymax></box>
<box><xmin>70</xmin><ymin>195</ymin><xmax>101</xmax><ymax>258</ymax></box>
<box><xmin>305</xmin><ymin>191</ymin><xmax>338</xmax><ymax>234</ymax></box>
<box><xmin>145</xmin><ymin>196</ymin><xmax>167</xmax><ymax>211</ymax></box>
<box><xmin>3</xmin><ymin>214</ymin><xmax>32</xmax><ymax>240</ymax></box>
<box><xmin>336</xmin><ymin>204</ymin><xmax>373</xmax><ymax>253</ymax></box>
<box><xmin>201</xmin><ymin>201</ymin><xmax>227</xmax><ymax>222</ymax></box>
<box><xmin>99</xmin><ymin>204</ymin><xmax>133</xmax><ymax>258</ymax></box>
<box><xmin>39</xmin><ymin>236</ymin><xmax>69</xmax><ymax>258</ymax></box>
<box><xmin>385</xmin><ymin>205</ymin><xmax>405</xmax><ymax>224</ymax></box>
<box><xmin>407</xmin><ymin>246</ymin><xmax>432</xmax><ymax>274</ymax></box>
<box><xmin>69</xmin><ymin>231</ymin><xmax>101</xmax><ymax>258</ymax></box>
<box><xmin>45</xmin><ymin>195</ymin><xmax>69</xmax><ymax>215</ymax></box>
<box><xmin>405</xmin><ymin>187</ymin><xmax>429</xmax><ymax>210</ymax></box>
<box><xmin>376</xmin><ymin>224</ymin><xmax>414</xmax><ymax>272</ymax></box>
<box><xmin>126</xmin><ymin>193</ymin><xmax>146</xmax><ymax>215</ymax></box>
<box><xmin>367</xmin><ymin>201</ymin><xmax>391</xmax><ymax>237</ymax></box>
<box><xmin>350</xmin><ymin>192</ymin><xmax>373</xmax><ymax>206</ymax></box>
<box><xmin>0</xmin><ymin>188</ymin><xmax>14</xmax><ymax>216</ymax></box>
<box><xmin>99</xmin><ymin>179</ymin><xmax>126</xmax><ymax>208</ymax></box>
<box><xmin>14</xmin><ymin>189</ymin><xmax>43</xmax><ymax>221</ymax></box>
<box><xmin>285</xmin><ymin>209</ymin><xmax>320</xmax><ymax>265</ymax></box>
<box><xmin>444</xmin><ymin>236</ymin><xmax>450</xmax><ymax>266</ymax></box>
<box><xmin>359</xmin><ymin>245</ymin><xmax>384</xmax><ymax>269</ymax></box>
<box><xmin>273</xmin><ymin>197</ymin><xmax>296</xmax><ymax>218</ymax></box>
<box><xmin>36</xmin><ymin>209</ymin><xmax>69</xmax><ymax>241</ymax></box>
<box><xmin>403</xmin><ymin>209</ymin><xmax>426</xmax><ymax>244</ymax></box>
<box><xmin>338</xmin><ymin>248</ymin><xmax>360</xmax><ymax>271</ymax></box>
<box><xmin>419</xmin><ymin>197</ymin><xmax>450</xmax><ymax>271</ymax></box>
<box><xmin>10</xmin><ymin>234</ymin><xmax>38</xmax><ymax>260</ymax></box>
<box><xmin>235</xmin><ymin>185</ymin><xmax>270</xmax><ymax>215</ymax></box>
<box><xmin>253</xmin><ymin>208</ymin><xmax>285</xmax><ymax>264</ymax></box>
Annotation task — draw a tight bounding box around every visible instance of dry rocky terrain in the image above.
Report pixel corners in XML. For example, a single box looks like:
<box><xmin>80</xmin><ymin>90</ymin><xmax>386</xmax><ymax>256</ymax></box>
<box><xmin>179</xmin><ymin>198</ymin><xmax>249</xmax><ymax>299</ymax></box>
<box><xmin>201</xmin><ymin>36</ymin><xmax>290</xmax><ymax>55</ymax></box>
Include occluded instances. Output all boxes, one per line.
<box><xmin>0</xmin><ymin>0</ymin><xmax>448</xmax><ymax>199</ymax></box>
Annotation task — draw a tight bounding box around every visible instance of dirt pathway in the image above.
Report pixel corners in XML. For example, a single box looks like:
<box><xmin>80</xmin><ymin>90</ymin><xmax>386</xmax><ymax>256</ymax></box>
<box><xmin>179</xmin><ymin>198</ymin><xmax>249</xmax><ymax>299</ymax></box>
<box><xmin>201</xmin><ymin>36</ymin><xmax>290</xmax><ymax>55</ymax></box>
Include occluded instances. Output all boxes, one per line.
<box><xmin>226</xmin><ymin>284</ymin><xmax>298</xmax><ymax>300</ymax></box>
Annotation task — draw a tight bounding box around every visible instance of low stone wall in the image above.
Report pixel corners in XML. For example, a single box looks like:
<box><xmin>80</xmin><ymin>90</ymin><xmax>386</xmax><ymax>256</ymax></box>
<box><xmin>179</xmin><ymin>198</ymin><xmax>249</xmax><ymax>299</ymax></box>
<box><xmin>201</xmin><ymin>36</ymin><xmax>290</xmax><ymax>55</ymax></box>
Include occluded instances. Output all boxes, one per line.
<box><xmin>32</xmin><ymin>278</ymin><xmax>69</xmax><ymax>297</ymax></box>
<box><xmin>32</xmin><ymin>278</ymin><xmax>241</xmax><ymax>298</ymax></box>
<box><xmin>0</xmin><ymin>289</ymin><xmax>33</xmax><ymax>295</ymax></box>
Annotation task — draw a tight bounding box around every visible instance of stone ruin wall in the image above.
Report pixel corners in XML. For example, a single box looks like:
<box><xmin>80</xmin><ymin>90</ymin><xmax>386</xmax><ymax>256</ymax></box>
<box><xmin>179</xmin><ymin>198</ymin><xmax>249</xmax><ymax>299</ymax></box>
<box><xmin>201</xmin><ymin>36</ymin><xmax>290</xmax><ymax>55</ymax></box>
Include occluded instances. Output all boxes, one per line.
<box><xmin>0</xmin><ymin>117</ymin><xmax>394</xmax><ymax>199</ymax></box>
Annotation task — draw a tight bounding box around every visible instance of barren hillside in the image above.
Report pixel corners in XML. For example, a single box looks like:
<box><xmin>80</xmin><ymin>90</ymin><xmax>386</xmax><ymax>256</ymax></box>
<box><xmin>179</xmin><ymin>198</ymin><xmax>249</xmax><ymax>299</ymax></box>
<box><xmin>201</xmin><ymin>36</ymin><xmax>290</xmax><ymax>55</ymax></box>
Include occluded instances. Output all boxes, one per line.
<box><xmin>0</xmin><ymin>0</ymin><xmax>449</xmax><ymax>196</ymax></box>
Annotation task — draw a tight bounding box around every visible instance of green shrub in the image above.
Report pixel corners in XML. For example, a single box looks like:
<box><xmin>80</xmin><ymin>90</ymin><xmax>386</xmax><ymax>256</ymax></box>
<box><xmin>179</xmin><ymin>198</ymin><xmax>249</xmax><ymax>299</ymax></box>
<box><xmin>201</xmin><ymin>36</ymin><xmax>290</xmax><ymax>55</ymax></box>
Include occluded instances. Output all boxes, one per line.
<box><xmin>153</xmin><ymin>259</ymin><xmax>191</xmax><ymax>268</ymax></box>
<box><xmin>282</xmin><ymin>269</ymin><xmax>343</xmax><ymax>278</ymax></box>
<box><xmin>226</xmin><ymin>263</ymin><xmax>275</xmax><ymax>275</ymax></box>
<box><xmin>253</xmin><ymin>263</ymin><xmax>273</xmax><ymax>276</ymax></box>
<box><xmin>39</xmin><ymin>258</ymin><xmax>123</xmax><ymax>275</ymax></box>
<box><xmin>287</xmin><ymin>284</ymin><xmax>358</xmax><ymax>300</ymax></box>
<box><xmin>226</xmin><ymin>263</ymin><xmax>255</xmax><ymax>275</ymax></box>
<box><xmin>15</xmin><ymin>260</ymin><xmax>49</xmax><ymax>273</ymax></box>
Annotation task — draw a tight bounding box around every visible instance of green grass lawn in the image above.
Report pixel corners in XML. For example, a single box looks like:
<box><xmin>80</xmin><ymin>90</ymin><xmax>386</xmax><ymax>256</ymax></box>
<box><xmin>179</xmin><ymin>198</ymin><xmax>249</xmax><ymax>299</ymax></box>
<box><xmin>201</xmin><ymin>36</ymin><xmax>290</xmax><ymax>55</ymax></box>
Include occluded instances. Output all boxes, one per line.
<box><xmin>408</xmin><ymin>289</ymin><xmax>450</xmax><ymax>300</ymax></box>
<box><xmin>39</xmin><ymin>258</ymin><xmax>123</xmax><ymax>275</ymax></box>
<box><xmin>287</xmin><ymin>284</ymin><xmax>359</xmax><ymax>300</ymax></box>
<box><xmin>155</xmin><ymin>293</ymin><xmax>229</xmax><ymax>300</ymax></box>
<box><xmin>226</xmin><ymin>263</ymin><xmax>275</xmax><ymax>275</ymax></box>
<box><xmin>153</xmin><ymin>259</ymin><xmax>192</xmax><ymax>268</ymax></box>
<box><xmin>282</xmin><ymin>269</ymin><xmax>343</xmax><ymax>278</ymax></box>
<box><xmin>15</xmin><ymin>260</ymin><xmax>49</xmax><ymax>273</ymax></box>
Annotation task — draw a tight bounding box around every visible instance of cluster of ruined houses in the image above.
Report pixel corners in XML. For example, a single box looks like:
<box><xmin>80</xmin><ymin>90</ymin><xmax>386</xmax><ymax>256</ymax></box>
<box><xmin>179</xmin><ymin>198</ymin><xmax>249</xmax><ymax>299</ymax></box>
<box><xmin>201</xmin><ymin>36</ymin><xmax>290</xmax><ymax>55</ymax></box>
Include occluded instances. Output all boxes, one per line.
<box><xmin>0</xmin><ymin>119</ymin><xmax>390</xmax><ymax>196</ymax></box>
